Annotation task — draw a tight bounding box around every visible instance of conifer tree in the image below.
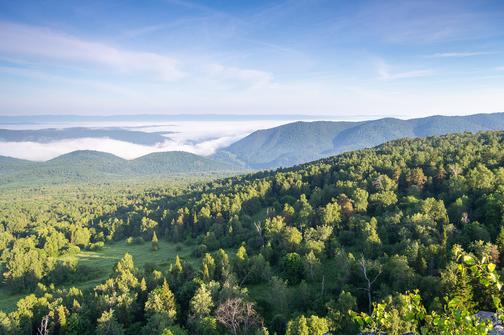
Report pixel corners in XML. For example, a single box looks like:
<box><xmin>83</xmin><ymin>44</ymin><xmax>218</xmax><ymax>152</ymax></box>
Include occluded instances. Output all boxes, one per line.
<box><xmin>190</xmin><ymin>284</ymin><xmax>214</xmax><ymax>319</ymax></box>
<box><xmin>152</xmin><ymin>231</ymin><xmax>159</xmax><ymax>252</ymax></box>
<box><xmin>96</xmin><ymin>310</ymin><xmax>124</xmax><ymax>335</ymax></box>
<box><xmin>145</xmin><ymin>279</ymin><xmax>177</xmax><ymax>321</ymax></box>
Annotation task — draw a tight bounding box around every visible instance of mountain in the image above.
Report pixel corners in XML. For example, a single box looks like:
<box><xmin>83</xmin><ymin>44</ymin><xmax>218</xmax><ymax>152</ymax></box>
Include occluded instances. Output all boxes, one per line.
<box><xmin>47</xmin><ymin>150</ymin><xmax>126</xmax><ymax>170</ymax></box>
<box><xmin>130</xmin><ymin>151</ymin><xmax>239</xmax><ymax>174</ymax></box>
<box><xmin>0</xmin><ymin>128</ymin><xmax>169</xmax><ymax>145</ymax></box>
<box><xmin>0</xmin><ymin>114</ymin><xmax>326</xmax><ymax>124</ymax></box>
<box><xmin>212</xmin><ymin>121</ymin><xmax>357</xmax><ymax>168</ymax></box>
<box><xmin>0</xmin><ymin>156</ymin><xmax>34</xmax><ymax>174</ymax></box>
<box><xmin>0</xmin><ymin>150</ymin><xmax>243</xmax><ymax>186</ymax></box>
<box><xmin>215</xmin><ymin>112</ymin><xmax>504</xmax><ymax>169</ymax></box>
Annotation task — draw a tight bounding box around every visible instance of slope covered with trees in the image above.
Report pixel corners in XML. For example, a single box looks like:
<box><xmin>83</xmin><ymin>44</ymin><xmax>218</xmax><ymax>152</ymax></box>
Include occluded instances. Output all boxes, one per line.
<box><xmin>216</xmin><ymin>112</ymin><xmax>504</xmax><ymax>169</ymax></box>
<box><xmin>0</xmin><ymin>150</ymin><xmax>243</xmax><ymax>186</ymax></box>
<box><xmin>0</xmin><ymin>156</ymin><xmax>34</xmax><ymax>174</ymax></box>
<box><xmin>1</xmin><ymin>131</ymin><xmax>504</xmax><ymax>334</ymax></box>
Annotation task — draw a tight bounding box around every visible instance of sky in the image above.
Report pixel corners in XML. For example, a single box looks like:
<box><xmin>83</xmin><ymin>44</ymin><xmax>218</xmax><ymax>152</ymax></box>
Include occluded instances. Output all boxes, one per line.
<box><xmin>0</xmin><ymin>0</ymin><xmax>504</xmax><ymax>118</ymax></box>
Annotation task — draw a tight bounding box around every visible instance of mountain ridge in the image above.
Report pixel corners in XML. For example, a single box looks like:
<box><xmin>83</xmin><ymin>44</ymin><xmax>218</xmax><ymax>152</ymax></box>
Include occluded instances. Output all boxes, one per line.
<box><xmin>215</xmin><ymin>112</ymin><xmax>504</xmax><ymax>169</ymax></box>
<box><xmin>0</xmin><ymin>127</ymin><xmax>170</xmax><ymax>145</ymax></box>
<box><xmin>0</xmin><ymin>150</ymin><xmax>243</xmax><ymax>186</ymax></box>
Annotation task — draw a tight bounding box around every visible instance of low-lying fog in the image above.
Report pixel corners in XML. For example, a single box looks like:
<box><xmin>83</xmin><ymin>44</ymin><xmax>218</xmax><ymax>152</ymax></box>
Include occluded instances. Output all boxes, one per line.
<box><xmin>0</xmin><ymin>120</ymin><xmax>291</xmax><ymax>161</ymax></box>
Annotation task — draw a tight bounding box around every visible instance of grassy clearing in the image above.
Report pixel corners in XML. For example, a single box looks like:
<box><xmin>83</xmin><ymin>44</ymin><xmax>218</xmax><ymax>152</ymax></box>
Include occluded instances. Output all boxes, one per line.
<box><xmin>0</xmin><ymin>290</ymin><xmax>26</xmax><ymax>314</ymax></box>
<box><xmin>63</xmin><ymin>239</ymin><xmax>198</xmax><ymax>290</ymax></box>
<box><xmin>0</xmin><ymin>239</ymin><xmax>198</xmax><ymax>312</ymax></box>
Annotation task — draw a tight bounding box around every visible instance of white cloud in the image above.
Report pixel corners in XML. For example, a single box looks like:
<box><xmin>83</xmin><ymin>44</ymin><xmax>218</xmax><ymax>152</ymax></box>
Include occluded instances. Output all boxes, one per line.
<box><xmin>0</xmin><ymin>137</ymin><xmax>240</xmax><ymax>161</ymax></box>
<box><xmin>0</xmin><ymin>21</ymin><xmax>185</xmax><ymax>81</ymax></box>
<box><xmin>0</xmin><ymin>66</ymin><xmax>133</xmax><ymax>94</ymax></box>
<box><xmin>376</xmin><ymin>61</ymin><xmax>434</xmax><ymax>81</ymax></box>
<box><xmin>497</xmin><ymin>67</ymin><xmax>504</xmax><ymax>71</ymax></box>
<box><xmin>206</xmin><ymin>63</ymin><xmax>273</xmax><ymax>86</ymax></box>
<box><xmin>430</xmin><ymin>51</ymin><xmax>495</xmax><ymax>58</ymax></box>
<box><xmin>0</xmin><ymin>120</ymin><xmax>291</xmax><ymax>161</ymax></box>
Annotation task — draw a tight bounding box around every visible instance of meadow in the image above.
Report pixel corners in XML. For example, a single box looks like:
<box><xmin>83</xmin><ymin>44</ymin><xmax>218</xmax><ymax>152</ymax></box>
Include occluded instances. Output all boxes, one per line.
<box><xmin>0</xmin><ymin>239</ymin><xmax>197</xmax><ymax>312</ymax></box>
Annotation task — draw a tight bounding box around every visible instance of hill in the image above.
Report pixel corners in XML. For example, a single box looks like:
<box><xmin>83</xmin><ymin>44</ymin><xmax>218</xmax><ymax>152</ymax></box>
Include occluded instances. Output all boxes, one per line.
<box><xmin>130</xmin><ymin>151</ymin><xmax>240</xmax><ymax>174</ymax></box>
<box><xmin>215</xmin><ymin>112</ymin><xmax>504</xmax><ymax>168</ymax></box>
<box><xmin>0</xmin><ymin>150</ymin><xmax>243</xmax><ymax>186</ymax></box>
<box><xmin>46</xmin><ymin>150</ymin><xmax>128</xmax><ymax>174</ymax></box>
<box><xmin>0</xmin><ymin>156</ymin><xmax>34</xmax><ymax>174</ymax></box>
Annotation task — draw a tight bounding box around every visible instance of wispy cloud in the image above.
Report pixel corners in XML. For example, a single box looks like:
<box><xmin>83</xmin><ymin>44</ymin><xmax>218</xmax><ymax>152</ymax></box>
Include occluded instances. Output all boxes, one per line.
<box><xmin>338</xmin><ymin>1</ymin><xmax>503</xmax><ymax>45</ymax></box>
<box><xmin>122</xmin><ymin>23</ymin><xmax>170</xmax><ymax>39</ymax></box>
<box><xmin>497</xmin><ymin>66</ymin><xmax>504</xmax><ymax>71</ymax></box>
<box><xmin>0</xmin><ymin>66</ymin><xmax>133</xmax><ymax>94</ymax></box>
<box><xmin>206</xmin><ymin>64</ymin><xmax>273</xmax><ymax>87</ymax></box>
<box><xmin>0</xmin><ymin>21</ymin><xmax>185</xmax><ymax>81</ymax></box>
<box><xmin>376</xmin><ymin>61</ymin><xmax>434</xmax><ymax>81</ymax></box>
<box><xmin>430</xmin><ymin>51</ymin><xmax>496</xmax><ymax>58</ymax></box>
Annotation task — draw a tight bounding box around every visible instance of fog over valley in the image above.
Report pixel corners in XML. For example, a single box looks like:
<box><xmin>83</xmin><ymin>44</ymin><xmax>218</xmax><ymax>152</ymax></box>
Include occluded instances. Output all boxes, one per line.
<box><xmin>0</xmin><ymin>119</ymin><xmax>291</xmax><ymax>160</ymax></box>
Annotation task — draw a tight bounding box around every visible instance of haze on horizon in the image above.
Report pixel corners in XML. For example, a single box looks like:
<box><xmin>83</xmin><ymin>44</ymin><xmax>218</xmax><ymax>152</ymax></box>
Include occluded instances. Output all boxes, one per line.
<box><xmin>0</xmin><ymin>0</ymin><xmax>503</xmax><ymax>118</ymax></box>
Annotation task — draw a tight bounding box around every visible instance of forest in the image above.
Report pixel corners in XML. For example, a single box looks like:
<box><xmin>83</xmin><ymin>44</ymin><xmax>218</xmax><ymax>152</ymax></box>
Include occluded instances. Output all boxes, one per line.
<box><xmin>1</xmin><ymin>131</ymin><xmax>504</xmax><ymax>335</ymax></box>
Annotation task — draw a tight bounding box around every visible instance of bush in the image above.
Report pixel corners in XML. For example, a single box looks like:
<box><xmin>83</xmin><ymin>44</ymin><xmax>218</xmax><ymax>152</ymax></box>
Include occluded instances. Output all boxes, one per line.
<box><xmin>192</xmin><ymin>244</ymin><xmax>208</xmax><ymax>257</ymax></box>
<box><xmin>66</xmin><ymin>244</ymin><xmax>81</xmax><ymax>255</ymax></box>
<box><xmin>126</xmin><ymin>236</ymin><xmax>145</xmax><ymax>245</ymax></box>
<box><xmin>89</xmin><ymin>241</ymin><xmax>105</xmax><ymax>251</ymax></box>
<box><xmin>281</xmin><ymin>252</ymin><xmax>304</xmax><ymax>284</ymax></box>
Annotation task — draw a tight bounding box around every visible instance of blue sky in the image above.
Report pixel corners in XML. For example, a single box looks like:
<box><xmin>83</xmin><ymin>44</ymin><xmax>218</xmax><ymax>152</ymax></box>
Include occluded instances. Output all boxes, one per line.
<box><xmin>0</xmin><ymin>0</ymin><xmax>503</xmax><ymax>117</ymax></box>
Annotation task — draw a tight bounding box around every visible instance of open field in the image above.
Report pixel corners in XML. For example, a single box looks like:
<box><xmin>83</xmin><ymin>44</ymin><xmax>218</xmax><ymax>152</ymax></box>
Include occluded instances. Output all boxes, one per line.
<box><xmin>0</xmin><ymin>239</ymin><xmax>198</xmax><ymax>312</ymax></box>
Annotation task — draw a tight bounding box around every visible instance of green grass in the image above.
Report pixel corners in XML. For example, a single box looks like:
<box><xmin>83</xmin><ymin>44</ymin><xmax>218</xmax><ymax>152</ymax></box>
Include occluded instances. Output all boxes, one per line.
<box><xmin>0</xmin><ymin>290</ymin><xmax>26</xmax><ymax>314</ymax></box>
<box><xmin>0</xmin><ymin>239</ymin><xmax>198</xmax><ymax>312</ymax></box>
<box><xmin>64</xmin><ymin>239</ymin><xmax>198</xmax><ymax>289</ymax></box>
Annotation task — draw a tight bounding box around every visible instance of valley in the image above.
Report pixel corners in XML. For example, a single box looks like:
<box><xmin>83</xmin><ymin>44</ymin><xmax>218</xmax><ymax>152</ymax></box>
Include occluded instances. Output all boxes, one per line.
<box><xmin>2</xmin><ymin>1</ymin><xmax>504</xmax><ymax>333</ymax></box>
<box><xmin>1</xmin><ymin>131</ymin><xmax>503</xmax><ymax>334</ymax></box>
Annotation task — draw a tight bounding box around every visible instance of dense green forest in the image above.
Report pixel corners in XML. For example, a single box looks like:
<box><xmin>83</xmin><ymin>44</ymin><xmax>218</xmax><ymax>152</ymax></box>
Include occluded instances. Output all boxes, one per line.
<box><xmin>0</xmin><ymin>150</ymin><xmax>242</xmax><ymax>187</ymax></box>
<box><xmin>1</xmin><ymin>131</ymin><xmax>504</xmax><ymax>334</ymax></box>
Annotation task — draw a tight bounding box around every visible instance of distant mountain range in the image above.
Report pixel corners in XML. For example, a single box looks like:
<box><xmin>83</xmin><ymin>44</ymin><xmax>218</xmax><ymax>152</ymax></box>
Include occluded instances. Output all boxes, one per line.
<box><xmin>0</xmin><ymin>114</ymin><xmax>322</xmax><ymax>124</ymax></box>
<box><xmin>0</xmin><ymin>150</ymin><xmax>242</xmax><ymax>186</ymax></box>
<box><xmin>2</xmin><ymin>113</ymin><xmax>504</xmax><ymax>182</ymax></box>
<box><xmin>214</xmin><ymin>112</ymin><xmax>504</xmax><ymax>169</ymax></box>
<box><xmin>0</xmin><ymin>127</ymin><xmax>169</xmax><ymax>145</ymax></box>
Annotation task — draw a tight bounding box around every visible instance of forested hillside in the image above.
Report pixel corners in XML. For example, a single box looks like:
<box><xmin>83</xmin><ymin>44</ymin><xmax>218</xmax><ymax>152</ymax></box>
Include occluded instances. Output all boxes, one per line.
<box><xmin>0</xmin><ymin>150</ymin><xmax>242</xmax><ymax>186</ymax></box>
<box><xmin>1</xmin><ymin>131</ymin><xmax>504</xmax><ymax>334</ymax></box>
<box><xmin>216</xmin><ymin>112</ymin><xmax>504</xmax><ymax>168</ymax></box>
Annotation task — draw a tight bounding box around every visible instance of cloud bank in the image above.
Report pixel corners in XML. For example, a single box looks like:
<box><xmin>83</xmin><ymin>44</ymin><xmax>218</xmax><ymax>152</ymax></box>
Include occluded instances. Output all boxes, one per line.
<box><xmin>0</xmin><ymin>120</ymin><xmax>290</xmax><ymax>161</ymax></box>
<box><xmin>0</xmin><ymin>137</ymin><xmax>234</xmax><ymax>161</ymax></box>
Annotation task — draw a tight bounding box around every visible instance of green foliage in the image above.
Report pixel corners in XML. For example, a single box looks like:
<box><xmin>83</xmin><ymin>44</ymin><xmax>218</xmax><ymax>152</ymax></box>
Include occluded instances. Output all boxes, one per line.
<box><xmin>151</xmin><ymin>232</ymin><xmax>159</xmax><ymax>252</ymax></box>
<box><xmin>285</xmin><ymin>315</ymin><xmax>330</xmax><ymax>335</ymax></box>
<box><xmin>190</xmin><ymin>284</ymin><xmax>214</xmax><ymax>319</ymax></box>
<box><xmin>216</xmin><ymin>113</ymin><xmax>504</xmax><ymax>168</ymax></box>
<box><xmin>2</xmin><ymin>131</ymin><xmax>504</xmax><ymax>335</ymax></box>
<box><xmin>0</xmin><ymin>150</ymin><xmax>242</xmax><ymax>186</ymax></box>
<box><xmin>145</xmin><ymin>280</ymin><xmax>177</xmax><ymax>321</ymax></box>
<box><xmin>160</xmin><ymin>325</ymin><xmax>188</xmax><ymax>335</ymax></box>
<box><xmin>281</xmin><ymin>253</ymin><xmax>304</xmax><ymax>284</ymax></box>
<box><xmin>352</xmin><ymin>253</ymin><xmax>504</xmax><ymax>335</ymax></box>
<box><xmin>321</xmin><ymin>201</ymin><xmax>342</xmax><ymax>227</ymax></box>
<box><xmin>96</xmin><ymin>309</ymin><xmax>125</xmax><ymax>335</ymax></box>
<box><xmin>351</xmin><ymin>291</ymin><xmax>426</xmax><ymax>335</ymax></box>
